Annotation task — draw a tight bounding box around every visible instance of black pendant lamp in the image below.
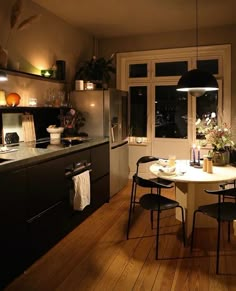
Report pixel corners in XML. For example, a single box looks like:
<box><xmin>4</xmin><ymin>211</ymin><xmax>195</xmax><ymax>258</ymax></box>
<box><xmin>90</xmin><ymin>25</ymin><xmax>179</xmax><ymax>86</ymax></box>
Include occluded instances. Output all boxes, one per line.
<box><xmin>176</xmin><ymin>0</ymin><xmax>218</xmax><ymax>97</ymax></box>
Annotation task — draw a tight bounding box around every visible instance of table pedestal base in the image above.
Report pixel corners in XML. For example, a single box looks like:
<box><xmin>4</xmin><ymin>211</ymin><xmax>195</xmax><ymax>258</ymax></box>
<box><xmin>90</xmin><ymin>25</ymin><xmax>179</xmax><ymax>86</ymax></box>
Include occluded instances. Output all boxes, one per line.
<box><xmin>175</xmin><ymin>182</ymin><xmax>220</xmax><ymax>237</ymax></box>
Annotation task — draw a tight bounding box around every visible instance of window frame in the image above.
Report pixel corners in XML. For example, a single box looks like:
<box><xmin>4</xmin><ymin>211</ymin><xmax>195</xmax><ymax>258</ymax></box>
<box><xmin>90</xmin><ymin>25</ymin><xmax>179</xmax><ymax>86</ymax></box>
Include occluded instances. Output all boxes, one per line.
<box><xmin>117</xmin><ymin>45</ymin><xmax>231</xmax><ymax>144</ymax></box>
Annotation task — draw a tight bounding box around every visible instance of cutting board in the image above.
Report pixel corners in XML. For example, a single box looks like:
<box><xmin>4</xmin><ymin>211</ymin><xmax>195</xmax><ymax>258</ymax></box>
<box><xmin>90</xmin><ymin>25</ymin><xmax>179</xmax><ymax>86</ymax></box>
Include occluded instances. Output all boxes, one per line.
<box><xmin>22</xmin><ymin>114</ymin><xmax>36</xmax><ymax>142</ymax></box>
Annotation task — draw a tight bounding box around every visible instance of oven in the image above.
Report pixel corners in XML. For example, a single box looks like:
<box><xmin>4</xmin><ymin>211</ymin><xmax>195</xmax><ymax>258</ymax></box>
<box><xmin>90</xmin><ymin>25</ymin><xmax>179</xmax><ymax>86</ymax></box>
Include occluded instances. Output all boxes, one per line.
<box><xmin>65</xmin><ymin>160</ymin><xmax>92</xmax><ymax>211</ymax></box>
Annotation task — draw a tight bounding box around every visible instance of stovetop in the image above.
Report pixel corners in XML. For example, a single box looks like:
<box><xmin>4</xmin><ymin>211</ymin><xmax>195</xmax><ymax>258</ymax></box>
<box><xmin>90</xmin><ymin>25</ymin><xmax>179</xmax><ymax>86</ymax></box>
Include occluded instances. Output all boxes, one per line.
<box><xmin>4</xmin><ymin>137</ymin><xmax>91</xmax><ymax>149</ymax></box>
<box><xmin>35</xmin><ymin>137</ymin><xmax>91</xmax><ymax>149</ymax></box>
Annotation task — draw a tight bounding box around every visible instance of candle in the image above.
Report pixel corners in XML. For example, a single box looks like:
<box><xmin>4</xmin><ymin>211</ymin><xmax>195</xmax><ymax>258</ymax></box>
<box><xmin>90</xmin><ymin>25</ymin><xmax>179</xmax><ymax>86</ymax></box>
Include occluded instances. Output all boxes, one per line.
<box><xmin>197</xmin><ymin>145</ymin><xmax>201</xmax><ymax>164</ymax></box>
<box><xmin>192</xmin><ymin>144</ymin><xmax>196</xmax><ymax>163</ymax></box>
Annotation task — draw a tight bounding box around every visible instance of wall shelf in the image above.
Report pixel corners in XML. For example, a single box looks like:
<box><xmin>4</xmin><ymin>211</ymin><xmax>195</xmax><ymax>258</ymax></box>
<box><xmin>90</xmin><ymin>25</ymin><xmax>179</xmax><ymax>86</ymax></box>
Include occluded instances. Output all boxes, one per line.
<box><xmin>1</xmin><ymin>68</ymin><xmax>65</xmax><ymax>83</ymax></box>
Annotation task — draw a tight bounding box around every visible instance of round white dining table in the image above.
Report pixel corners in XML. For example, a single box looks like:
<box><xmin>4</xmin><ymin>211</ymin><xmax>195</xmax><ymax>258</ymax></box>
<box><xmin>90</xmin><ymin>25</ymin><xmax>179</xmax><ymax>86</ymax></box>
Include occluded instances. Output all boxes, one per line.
<box><xmin>150</xmin><ymin>161</ymin><xmax>236</xmax><ymax>237</ymax></box>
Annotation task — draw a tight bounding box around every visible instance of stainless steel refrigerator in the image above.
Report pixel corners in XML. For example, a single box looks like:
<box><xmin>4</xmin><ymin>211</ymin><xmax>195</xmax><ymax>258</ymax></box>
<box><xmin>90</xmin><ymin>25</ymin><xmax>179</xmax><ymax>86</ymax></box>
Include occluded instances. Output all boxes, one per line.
<box><xmin>70</xmin><ymin>88</ymin><xmax>129</xmax><ymax>197</ymax></box>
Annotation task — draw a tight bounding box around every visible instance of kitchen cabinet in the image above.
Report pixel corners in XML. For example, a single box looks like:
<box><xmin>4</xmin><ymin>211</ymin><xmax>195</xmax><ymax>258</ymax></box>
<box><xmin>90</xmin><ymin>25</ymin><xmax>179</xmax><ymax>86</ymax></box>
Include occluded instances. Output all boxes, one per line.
<box><xmin>0</xmin><ymin>169</ymin><xmax>29</xmax><ymax>289</ymax></box>
<box><xmin>27</xmin><ymin>157</ymin><xmax>67</xmax><ymax>218</ymax></box>
<box><xmin>90</xmin><ymin>143</ymin><xmax>109</xmax><ymax>182</ymax></box>
<box><xmin>0</xmin><ymin>142</ymin><xmax>109</xmax><ymax>289</ymax></box>
<box><xmin>90</xmin><ymin>143</ymin><xmax>110</xmax><ymax>209</ymax></box>
<box><xmin>26</xmin><ymin>157</ymin><xmax>69</xmax><ymax>262</ymax></box>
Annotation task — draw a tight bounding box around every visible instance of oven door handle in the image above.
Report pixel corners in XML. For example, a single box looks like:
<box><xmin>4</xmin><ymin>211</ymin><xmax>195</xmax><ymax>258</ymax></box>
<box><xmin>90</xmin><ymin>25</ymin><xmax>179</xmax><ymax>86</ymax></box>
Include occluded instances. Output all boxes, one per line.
<box><xmin>65</xmin><ymin>164</ymin><xmax>92</xmax><ymax>178</ymax></box>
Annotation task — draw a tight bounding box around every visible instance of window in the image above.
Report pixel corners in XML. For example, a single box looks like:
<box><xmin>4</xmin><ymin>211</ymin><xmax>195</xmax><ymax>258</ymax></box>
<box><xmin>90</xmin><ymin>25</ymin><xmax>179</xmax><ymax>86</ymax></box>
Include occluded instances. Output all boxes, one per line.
<box><xmin>117</xmin><ymin>45</ymin><xmax>231</xmax><ymax>145</ymax></box>
<box><xmin>130</xmin><ymin>86</ymin><xmax>147</xmax><ymax>136</ymax></box>
<box><xmin>155</xmin><ymin>85</ymin><xmax>187</xmax><ymax>138</ymax></box>
<box><xmin>197</xmin><ymin>59</ymin><xmax>219</xmax><ymax>75</ymax></box>
<box><xmin>129</xmin><ymin>64</ymin><xmax>147</xmax><ymax>78</ymax></box>
<box><xmin>196</xmin><ymin>91</ymin><xmax>219</xmax><ymax>139</ymax></box>
<box><xmin>155</xmin><ymin>61</ymin><xmax>188</xmax><ymax>77</ymax></box>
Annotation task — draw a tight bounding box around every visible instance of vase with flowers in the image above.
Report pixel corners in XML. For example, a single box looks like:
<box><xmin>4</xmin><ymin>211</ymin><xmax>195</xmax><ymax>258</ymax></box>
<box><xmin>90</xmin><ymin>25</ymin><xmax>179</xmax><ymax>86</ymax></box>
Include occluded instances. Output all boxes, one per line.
<box><xmin>59</xmin><ymin>108</ymin><xmax>86</xmax><ymax>137</ymax></box>
<box><xmin>196</xmin><ymin>117</ymin><xmax>235</xmax><ymax>166</ymax></box>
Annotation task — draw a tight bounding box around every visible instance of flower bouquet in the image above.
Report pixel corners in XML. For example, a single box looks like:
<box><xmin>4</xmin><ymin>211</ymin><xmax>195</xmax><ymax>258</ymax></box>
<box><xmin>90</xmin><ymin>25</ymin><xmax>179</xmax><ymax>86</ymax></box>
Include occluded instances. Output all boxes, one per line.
<box><xmin>59</xmin><ymin>108</ymin><xmax>85</xmax><ymax>136</ymax></box>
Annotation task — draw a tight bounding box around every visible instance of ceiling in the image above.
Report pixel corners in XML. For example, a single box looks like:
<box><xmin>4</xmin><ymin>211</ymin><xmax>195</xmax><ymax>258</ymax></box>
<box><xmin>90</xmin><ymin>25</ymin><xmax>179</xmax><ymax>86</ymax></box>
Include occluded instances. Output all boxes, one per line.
<box><xmin>33</xmin><ymin>0</ymin><xmax>236</xmax><ymax>39</ymax></box>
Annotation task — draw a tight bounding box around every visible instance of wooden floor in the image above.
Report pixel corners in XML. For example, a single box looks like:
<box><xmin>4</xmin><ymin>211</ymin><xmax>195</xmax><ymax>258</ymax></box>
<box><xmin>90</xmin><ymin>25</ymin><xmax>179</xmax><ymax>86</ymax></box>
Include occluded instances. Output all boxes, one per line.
<box><xmin>5</xmin><ymin>181</ymin><xmax>236</xmax><ymax>291</ymax></box>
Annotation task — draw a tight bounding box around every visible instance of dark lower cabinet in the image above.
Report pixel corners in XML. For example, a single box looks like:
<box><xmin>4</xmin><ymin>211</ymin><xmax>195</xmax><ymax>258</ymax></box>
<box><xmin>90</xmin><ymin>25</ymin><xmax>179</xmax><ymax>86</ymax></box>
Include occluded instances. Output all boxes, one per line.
<box><xmin>91</xmin><ymin>174</ymin><xmax>110</xmax><ymax>210</ymax></box>
<box><xmin>90</xmin><ymin>143</ymin><xmax>110</xmax><ymax>210</ymax></box>
<box><xmin>27</xmin><ymin>200</ymin><xmax>70</xmax><ymax>264</ymax></box>
<box><xmin>0</xmin><ymin>142</ymin><xmax>110</xmax><ymax>289</ymax></box>
<box><xmin>0</xmin><ymin>169</ymin><xmax>29</xmax><ymax>289</ymax></box>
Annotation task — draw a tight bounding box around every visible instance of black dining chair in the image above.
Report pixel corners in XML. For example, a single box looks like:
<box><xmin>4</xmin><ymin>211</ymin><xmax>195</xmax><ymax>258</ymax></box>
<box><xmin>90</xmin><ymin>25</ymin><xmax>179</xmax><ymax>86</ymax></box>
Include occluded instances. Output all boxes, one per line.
<box><xmin>131</xmin><ymin>156</ymin><xmax>173</xmax><ymax>213</ymax></box>
<box><xmin>190</xmin><ymin>187</ymin><xmax>236</xmax><ymax>274</ymax></box>
<box><xmin>127</xmin><ymin>174</ymin><xmax>186</xmax><ymax>259</ymax></box>
<box><xmin>219</xmin><ymin>180</ymin><xmax>236</xmax><ymax>202</ymax></box>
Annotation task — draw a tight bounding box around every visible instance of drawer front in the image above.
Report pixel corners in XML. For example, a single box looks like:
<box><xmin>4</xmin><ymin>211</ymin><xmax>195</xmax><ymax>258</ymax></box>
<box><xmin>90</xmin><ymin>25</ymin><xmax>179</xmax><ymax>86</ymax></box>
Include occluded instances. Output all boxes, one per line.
<box><xmin>90</xmin><ymin>143</ymin><xmax>109</xmax><ymax>181</ymax></box>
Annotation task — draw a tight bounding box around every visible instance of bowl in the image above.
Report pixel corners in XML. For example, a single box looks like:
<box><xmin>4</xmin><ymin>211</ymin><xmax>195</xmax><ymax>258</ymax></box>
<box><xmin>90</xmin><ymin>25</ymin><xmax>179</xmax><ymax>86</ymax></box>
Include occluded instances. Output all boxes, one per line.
<box><xmin>46</xmin><ymin>127</ymin><xmax>64</xmax><ymax>134</ymax></box>
<box><xmin>46</xmin><ymin>127</ymin><xmax>64</xmax><ymax>140</ymax></box>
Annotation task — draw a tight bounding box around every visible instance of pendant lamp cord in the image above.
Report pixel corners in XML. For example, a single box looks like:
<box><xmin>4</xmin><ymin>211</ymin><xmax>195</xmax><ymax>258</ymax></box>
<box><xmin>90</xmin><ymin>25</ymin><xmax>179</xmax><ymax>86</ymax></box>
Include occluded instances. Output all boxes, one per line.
<box><xmin>196</xmin><ymin>0</ymin><xmax>199</xmax><ymax>64</ymax></box>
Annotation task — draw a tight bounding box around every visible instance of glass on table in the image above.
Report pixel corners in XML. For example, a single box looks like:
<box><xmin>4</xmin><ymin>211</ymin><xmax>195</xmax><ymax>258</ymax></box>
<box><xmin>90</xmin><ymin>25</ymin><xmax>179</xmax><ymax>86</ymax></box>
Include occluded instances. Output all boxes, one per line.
<box><xmin>168</xmin><ymin>155</ymin><xmax>176</xmax><ymax>167</ymax></box>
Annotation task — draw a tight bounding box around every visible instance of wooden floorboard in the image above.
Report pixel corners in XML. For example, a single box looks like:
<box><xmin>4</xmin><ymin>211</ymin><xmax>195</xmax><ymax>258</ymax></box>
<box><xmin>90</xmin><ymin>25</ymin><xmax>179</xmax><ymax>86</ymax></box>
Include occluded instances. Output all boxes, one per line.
<box><xmin>4</xmin><ymin>181</ymin><xmax>236</xmax><ymax>291</ymax></box>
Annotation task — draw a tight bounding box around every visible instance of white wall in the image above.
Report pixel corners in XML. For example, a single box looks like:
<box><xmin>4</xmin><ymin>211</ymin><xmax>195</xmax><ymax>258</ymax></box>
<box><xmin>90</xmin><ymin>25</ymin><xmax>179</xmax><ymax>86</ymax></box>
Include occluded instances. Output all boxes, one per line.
<box><xmin>0</xmin><ymin>0</ymin><xmax>93</xmax><ymax>101</ymax></box>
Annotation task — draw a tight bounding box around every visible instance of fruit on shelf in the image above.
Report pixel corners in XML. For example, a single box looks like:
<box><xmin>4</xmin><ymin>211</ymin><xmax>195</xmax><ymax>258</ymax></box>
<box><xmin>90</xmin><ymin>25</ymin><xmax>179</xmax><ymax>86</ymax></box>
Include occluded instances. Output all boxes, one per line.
<box><xmin>6</xmin><ymin>92</ymin><xmax>21</xmax><ymax>107</ymax></box>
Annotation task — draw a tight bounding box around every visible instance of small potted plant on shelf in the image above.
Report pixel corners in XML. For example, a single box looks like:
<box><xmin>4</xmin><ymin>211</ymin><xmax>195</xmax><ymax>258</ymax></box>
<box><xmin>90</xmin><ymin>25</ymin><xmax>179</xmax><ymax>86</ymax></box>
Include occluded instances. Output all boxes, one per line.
<box><xmin>75</xmin><ymin>54</ymin><xmax>116</xmax><ymax>89</ymax></box>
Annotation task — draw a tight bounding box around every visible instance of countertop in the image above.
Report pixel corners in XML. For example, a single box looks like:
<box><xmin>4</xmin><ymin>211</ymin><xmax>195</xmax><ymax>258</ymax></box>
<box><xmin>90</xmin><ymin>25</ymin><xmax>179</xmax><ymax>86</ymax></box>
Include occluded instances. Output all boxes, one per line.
<box><xmin>0</xmin><ymin>137</ymin><xmax>109</xmax><ymax>173</ymax></box>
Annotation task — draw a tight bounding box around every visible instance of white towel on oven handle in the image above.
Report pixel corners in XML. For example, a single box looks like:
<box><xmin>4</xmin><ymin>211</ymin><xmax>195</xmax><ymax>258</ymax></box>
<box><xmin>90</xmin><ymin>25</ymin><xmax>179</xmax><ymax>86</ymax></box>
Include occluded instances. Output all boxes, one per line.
<box><xmin>72</xmin><ymin>170</ymin><xmax>90</xmax><ymax>211</ymax></box>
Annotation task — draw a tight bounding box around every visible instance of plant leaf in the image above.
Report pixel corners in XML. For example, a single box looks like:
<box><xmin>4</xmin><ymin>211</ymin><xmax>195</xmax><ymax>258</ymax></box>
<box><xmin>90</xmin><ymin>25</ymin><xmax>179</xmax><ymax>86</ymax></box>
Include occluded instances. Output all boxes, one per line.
<box><xmin>10</xmin><ymin>0</ymin><xmax>23</xmax><ymax>29</ymax></box>
<box><xmin>17</xmin><ymin>14</ymin><xmax>41</xmax><ymax>31</ymax></box>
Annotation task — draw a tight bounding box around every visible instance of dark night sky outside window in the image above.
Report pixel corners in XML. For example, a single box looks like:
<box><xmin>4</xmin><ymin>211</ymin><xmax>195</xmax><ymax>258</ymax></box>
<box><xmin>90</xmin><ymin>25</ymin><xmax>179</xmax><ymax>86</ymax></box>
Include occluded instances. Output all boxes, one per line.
<box><xmin>197</xmin><ymin>59</ymin><xmax>218</xmax><ymax>75</ymax></box>
<box><xmin>130</xmin><ymin>86</ymin><xmax>147</xmax><ymax>136</ymax></box>
<box><xmin>129</xmin><ymin>64</ymin><xmax>147</xmax><ymax>78</ymax></box>
<box><xmin>155</xmin><ymin>86</ymin><xmax>187</xmax><ymax>138</ymax></box>
<box><xmin>196</xmin><ymin>91</ymin><xmax>218</xmax><ymax>139</ymax></box>
<box><xmin>155</xmin><ymin>61</ymin><xmax>188</xmax><ymax>76</ymax></box>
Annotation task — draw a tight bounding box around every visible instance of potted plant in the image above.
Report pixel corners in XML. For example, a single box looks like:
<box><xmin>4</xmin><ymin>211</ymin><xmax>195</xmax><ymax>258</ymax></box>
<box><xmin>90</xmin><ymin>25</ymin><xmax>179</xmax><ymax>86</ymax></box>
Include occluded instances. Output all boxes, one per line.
<box><xmin>75</xmin><ymin>54</ymin><xmax>116</xmax><ymax>88</ymax></box>
<box><xmin>58</xmin><ymin>108</ymin><xmax>86</xmax><ymax>136</ymax></box>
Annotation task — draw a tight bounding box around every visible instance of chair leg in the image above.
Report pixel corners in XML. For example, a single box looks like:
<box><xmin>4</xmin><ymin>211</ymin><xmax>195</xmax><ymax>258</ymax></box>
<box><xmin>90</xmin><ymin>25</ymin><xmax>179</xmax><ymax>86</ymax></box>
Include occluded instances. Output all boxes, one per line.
<box><xmin>178</xmin><ymin>206</ymin><xmax>186</xmax><ymax>246</ymax></box>
<box><xmin>151</xmin><ymin>210</ymin><xmax>154</xmax><ymax>229</ymax></box>
<box><xmin>216</xmin><ymin>220</ymin><xmax>221</xmax><ymax>274</ymax></box>
<box><xmin>132</xmin><ymin>183</ymin><xmax>137</xmax><ymax>212</ymax></box>
<box><xmin>228</xmin><ymin>221</ymin><xmax>231</xmax><ymax>242</ymax></box>
<box><xmin>191</xmin><ymin>210</ymin><xmax>198</xmax><ymax>252</ymax></box>
<box><xmin>155</xmin><ymin>210</ymin><xmax>160</xmax><ymax>260</ymax></box>
<box><xmin>127</xmin><ymin>181</ymin><xmax>135</xmax><ymax>240</ymax></box>
<box><xmin>126</xmin><ymin>202</ymin><xmax>132</xmax><ymax>240</ymax></box>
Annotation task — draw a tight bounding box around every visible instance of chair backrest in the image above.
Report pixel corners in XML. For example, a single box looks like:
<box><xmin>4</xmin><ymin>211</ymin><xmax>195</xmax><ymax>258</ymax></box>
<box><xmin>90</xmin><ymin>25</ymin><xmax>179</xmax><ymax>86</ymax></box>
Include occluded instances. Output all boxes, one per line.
<box><xmin>205</xmin><ymin>187</ymin><xmax>236</xmax><ymax>202</ymax></box>
<box><xmin>136</xmin><ymin>156</ymin><xmax>159</xmax><ymax>174</ymax></box>
<box><xmin>133</xmin><ymin>174</ymin><xmax>173</xmax><ymax>190</ymax></box>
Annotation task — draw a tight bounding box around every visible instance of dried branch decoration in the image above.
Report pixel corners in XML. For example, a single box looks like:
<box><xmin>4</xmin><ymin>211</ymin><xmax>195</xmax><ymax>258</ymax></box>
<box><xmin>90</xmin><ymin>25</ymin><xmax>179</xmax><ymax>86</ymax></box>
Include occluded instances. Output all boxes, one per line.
<box><xmin>4</xmin><ymin>0</ymin><xmax>41</xmax><ymax>48</ymax></box>
<box><xmin>17</xmin><ymin>14</ymin><xmax>41</xmax><ymax>31</ymax></box>
<box><xmin>10</xmin><ymin>0</ymin><xmax>23</xmax><ymax>29</ymax></box>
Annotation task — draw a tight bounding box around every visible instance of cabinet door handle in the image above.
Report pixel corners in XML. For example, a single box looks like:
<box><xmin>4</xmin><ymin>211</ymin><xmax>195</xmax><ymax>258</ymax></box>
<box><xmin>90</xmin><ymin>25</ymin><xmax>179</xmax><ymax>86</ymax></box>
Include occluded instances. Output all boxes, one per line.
<box><xmin>27</xmin><ymin>201</ymin><xmax>63</xmax><ymax>223</ymax></box>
